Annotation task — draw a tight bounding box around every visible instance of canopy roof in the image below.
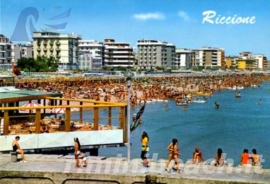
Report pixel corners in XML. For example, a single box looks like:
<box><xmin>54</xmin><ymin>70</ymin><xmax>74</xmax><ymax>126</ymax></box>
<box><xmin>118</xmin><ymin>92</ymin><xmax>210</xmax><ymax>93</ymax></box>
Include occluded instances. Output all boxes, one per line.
<box><xmin>0</xmin><ymin>86</ymin><xmax>61</xmax><ymax>103</ymax></box>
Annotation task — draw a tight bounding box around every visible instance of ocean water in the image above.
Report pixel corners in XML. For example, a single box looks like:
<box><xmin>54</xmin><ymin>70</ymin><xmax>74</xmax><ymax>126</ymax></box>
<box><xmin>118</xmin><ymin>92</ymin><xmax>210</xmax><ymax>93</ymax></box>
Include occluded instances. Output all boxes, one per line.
<box><xmin>74</xmin><ymin>82</ymin><xmax>270</xmax><ymax>168</ymax></box>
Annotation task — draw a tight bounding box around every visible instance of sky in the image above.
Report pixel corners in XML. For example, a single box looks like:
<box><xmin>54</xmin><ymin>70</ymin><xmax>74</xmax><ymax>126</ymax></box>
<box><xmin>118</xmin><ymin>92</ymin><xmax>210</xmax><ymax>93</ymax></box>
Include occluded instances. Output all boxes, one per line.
<box><xmin>0</xmin><ymin>0</ymin><xmax>270</xmax><ymax>58</ymax></box>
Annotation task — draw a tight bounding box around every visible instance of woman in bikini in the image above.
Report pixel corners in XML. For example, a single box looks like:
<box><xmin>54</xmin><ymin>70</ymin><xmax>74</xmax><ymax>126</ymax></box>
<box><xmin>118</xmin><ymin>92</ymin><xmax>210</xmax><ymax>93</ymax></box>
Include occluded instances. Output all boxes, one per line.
<box><xmin>215</xmin><ymin>148</ymin><xmax>224</xmax><ymax>167</ymax></box>
<box><xmin>165</xmin><ymin>138</ymin><xmax>181</xmax><ymax>173</ymax></box>
<box><xmin>193</xmin><ymin>147</ymin><xmax>203</xmax><ymax>164</ymax></box>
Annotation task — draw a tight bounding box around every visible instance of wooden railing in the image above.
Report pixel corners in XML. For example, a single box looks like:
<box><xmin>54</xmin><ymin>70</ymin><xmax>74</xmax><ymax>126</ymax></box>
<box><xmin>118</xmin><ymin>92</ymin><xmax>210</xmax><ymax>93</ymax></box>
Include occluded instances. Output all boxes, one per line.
<box><xmin>0</xmin><ymin>98</ymin><xmax>128</xmax><ymax>142</ymax></box>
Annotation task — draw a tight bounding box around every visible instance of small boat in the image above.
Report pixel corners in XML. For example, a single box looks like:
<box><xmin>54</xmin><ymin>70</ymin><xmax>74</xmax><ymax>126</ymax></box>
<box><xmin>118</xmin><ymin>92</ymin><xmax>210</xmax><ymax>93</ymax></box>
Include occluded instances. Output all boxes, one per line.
<box><xmin>130</xmin><ymin>102</ymin><xmax>146</xmax><ymax>132</ymax></box>
<box><xmin>235</xmin><ymin>92</ymin><xmax>241</xmax><ymax>98</ymax></box>
<box><xmin>215</xmin><ymin>102</ymin><xmax>220</xmax><ymax>109</ymax></box>
<box><xmin>193</xmin><ymin>100</ymin><xmax>207</xmax><ymax>103</ymax></box>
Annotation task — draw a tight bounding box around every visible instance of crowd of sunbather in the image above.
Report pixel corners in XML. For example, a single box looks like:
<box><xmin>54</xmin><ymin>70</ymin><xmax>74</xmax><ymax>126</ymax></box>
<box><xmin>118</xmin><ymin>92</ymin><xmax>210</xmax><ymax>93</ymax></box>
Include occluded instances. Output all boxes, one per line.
<box><xmin>14</xmin><ymin>73</ymin><xmax>270</xmax><ymax>104</ymax></box>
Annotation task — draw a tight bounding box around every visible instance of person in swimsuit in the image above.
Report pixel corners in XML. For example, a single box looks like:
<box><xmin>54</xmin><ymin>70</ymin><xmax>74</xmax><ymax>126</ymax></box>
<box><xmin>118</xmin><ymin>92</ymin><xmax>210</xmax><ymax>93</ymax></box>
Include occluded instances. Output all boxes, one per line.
<box><xmin>141</xmin><ymin>131</ymin><xmax>150</xmax><ymax>167</ymax></box>
<box><xmin>193</xmin><ymin>147</ymin><xmax>203</xmax><ymax>164</ymax></box>
<box><xmin>74</xmin><ymin>137</ymin><xmax>81</xmax><ymax>168</ymax></box>
<box><xmin>40</xmin><ymin>123</ymin><xmax>49</xmax><ymax>133</ymax></box>
<box><xmin>165</xmin><ymin>138</ymin><xmax>181</xmax><ymax>173</ymax></box>
<box><xmin>250</xmin><ymin>149</ymin><xmax>260</xmax><ymax>166</ymax></box>
<box><xmin>215</xmin><ymin>148</ymin><xmax>224</xmax><ymax>167</ymax></box>
<box><xmin>241</xmin><ymin>149</ymin><xmax>250</xmax><ymax>165</ymax></box>
<box><xmin>12</xmin><ymin>136</ymin><xmax>26</xmax><ymax>162</ymax></box>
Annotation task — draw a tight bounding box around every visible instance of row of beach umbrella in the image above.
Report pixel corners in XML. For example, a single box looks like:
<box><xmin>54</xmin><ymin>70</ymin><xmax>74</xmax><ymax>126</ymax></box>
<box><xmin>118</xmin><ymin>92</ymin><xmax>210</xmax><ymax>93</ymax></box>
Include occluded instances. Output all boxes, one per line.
<box><xmin>19</xmin><ymin>102</ymin><xmax>79</xmax><ymax>114</ymax></box>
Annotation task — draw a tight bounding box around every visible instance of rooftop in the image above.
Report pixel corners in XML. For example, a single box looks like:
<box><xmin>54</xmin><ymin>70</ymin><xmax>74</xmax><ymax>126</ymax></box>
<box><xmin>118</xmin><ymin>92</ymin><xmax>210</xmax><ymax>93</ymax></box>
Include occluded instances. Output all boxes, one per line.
<box><xmin>0</xmin><ymin>86</ymin><xmax>61</xmax><ymax>103</ymax></box>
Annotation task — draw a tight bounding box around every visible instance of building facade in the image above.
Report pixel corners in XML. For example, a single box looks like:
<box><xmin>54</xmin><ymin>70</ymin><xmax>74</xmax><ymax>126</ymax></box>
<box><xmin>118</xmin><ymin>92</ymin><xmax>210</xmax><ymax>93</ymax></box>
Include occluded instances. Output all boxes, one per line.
<box><xmin>137</xmin><ymin>40</ymin><xmax>175</xmax><ymax>70</ymax></box>
<box><xmin>33</xmin><ymin>32</ymin><xmax>81</xmax><ymax>70</ymax></box>
<box><xmin>174</xmin><ymin>48</ymin><xmax>195</xmax><ymax>69</ymax></box>
<box><xmin>14</xmin><ymin>43</ymin><xmax>33</xmax><ymax>62</ymax></box>
<box><xmin>253</xmin><ymin>54</ymin><xmax>267</xmax><ymax>70</ymax></box>
<box><xmin>193</xmin><ymin>50</ymin><xmax>204</xmax><ymax>67</ymax></box>
<box><xmin>225</xmin><ymin>56</ymin><xmax>238</xmax><ymax>69</ymax></box>
<box><xmin>236</xmin><ymin>59</ymin><xmax>256</xmax><ymax>70</ymax></box>
<box><xmin>78</xmin><ymin>40</ymin><xmax>104</xmax><ymax>70</ymax></box>
<box><xmin>104</xmin><ymin>39</ymin><xmax>134</xmax><ymax>68</ymax></box>
<box><xmin>201</xmin><ymin>47</ymin><xmax>225</xmax><ymax>68</ymax></box>
<box><xmin>239</xmin><ymin>52</ymin><xmax>252</xmax><ymax>60</ymax></box>
<box><xmin>0</xmin><ymin>34</ymin><xmax>14</xmax><ymax>70</ymax></box>
<box><xmin>237</xmin><ymin>52</ymin><xmax>267</xmax><ymax>70</ymax></box>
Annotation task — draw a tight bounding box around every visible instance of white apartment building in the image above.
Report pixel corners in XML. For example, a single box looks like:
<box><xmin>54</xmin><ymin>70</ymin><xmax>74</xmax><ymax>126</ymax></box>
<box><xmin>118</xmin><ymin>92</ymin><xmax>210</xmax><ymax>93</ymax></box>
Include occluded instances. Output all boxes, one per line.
<box><xmin>78</xmin><ymin>40</ymin><xmax>104</xmax><ymax>70</ymax></box>
<box><xmin>78</xmin><ymin>52</ymin><xmax>92</xmax><ymax>70</ymax></box>
<box><xmin>239</xmin><ymin>52</ymin><xmax>252</xmax><ymax>60</ymax></box>
<box><xmin>14</xmin><ymin>43</ymin><xmax>33</xmax><ymax>62</ymax></box>
<box><xmin>174</xmin><ymin>48</ymin><xmax>195</xmax><ymax>69</ymax></box>
<box><xmin>0</xmin><ymin>34</ymin><xmax>14</xmax><ymax>70</ymax></box>
<box><xmin>104</xmin><ymin>39</ymin><xmax>134</xmax><ymax>68</ymax></box>
<box><xmin>193</xmin><ymin>50</ymin><xmax>204</xmax><ymax>66</ymax></box>
<box><xmin>253</xmin><ymin>54</ymin><xmax>267</xmax><ymax>70</ymax></box>
<box><xmin>137</xmin><ymin>40</ymin><xmax>175</xmax><ymax>70</ymax></box>
<box><xmin>33</xmin><ymin>32</ymin><xmax>81</xmax><ymax>70</ymax></box>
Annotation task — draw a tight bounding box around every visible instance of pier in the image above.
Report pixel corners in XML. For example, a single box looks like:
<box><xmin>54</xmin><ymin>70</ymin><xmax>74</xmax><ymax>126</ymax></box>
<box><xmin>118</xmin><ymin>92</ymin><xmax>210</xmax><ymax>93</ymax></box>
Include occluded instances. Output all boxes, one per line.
<box><xmin>0</xmin><ymin>153</ymin><xmax>270</xmax><ymax>184</ymax></box>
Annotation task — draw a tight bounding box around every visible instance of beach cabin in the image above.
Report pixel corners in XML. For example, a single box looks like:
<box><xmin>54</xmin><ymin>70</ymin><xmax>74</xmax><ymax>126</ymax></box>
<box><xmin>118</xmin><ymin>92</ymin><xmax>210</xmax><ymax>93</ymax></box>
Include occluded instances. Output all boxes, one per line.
<box><xmin>0</xmin><ymin>77</ymin><xmax>128</xmax><ymax>155</ymax></box>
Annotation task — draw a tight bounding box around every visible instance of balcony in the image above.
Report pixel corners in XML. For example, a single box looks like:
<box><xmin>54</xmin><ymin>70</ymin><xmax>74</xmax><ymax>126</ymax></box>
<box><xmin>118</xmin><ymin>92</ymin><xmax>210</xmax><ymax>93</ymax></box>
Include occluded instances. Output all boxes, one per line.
<box><xmin>56</xmin><ymin>41</ymin><xmax>61</xmax><ymax>46</ymax></box>
<box><xmin>56</xmin><ymin>48</ymin><xmax>61</xmax><ymax>51</ymax></box>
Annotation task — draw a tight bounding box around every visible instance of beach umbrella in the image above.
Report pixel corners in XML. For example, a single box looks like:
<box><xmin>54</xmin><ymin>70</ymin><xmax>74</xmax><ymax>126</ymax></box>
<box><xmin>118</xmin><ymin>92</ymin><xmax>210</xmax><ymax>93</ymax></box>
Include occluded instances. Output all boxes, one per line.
<box><xmin>19</xmin><ymin>102</ymin><xmax>43</xmax><ymax>113</ymax></box>
<box><xmin>50</xmin><ymin>106</ymin><xmax>79</xmax><ymax>114</ymax></box>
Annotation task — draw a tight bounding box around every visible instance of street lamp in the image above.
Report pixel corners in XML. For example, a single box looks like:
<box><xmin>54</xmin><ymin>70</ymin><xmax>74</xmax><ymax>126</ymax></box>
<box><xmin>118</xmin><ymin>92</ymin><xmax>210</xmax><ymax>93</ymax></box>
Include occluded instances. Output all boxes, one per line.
<box><xmin>124</xmin><ymin>69</ymin><xmax>134</xmax><ymax>162</ymax></box>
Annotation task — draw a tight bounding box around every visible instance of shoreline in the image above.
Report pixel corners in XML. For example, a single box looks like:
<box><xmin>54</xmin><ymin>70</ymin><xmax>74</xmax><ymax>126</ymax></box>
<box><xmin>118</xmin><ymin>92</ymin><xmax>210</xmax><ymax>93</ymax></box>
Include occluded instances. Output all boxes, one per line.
<box><xmin>13</xmin><ymin>72</ymin><xmax>270</xmax><ymax>105</ymax></box>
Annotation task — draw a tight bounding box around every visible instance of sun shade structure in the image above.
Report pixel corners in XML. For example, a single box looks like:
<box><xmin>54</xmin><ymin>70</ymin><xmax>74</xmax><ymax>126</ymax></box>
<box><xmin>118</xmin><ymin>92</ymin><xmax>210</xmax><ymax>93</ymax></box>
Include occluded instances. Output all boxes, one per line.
<box><xmin>20</xmin><ymin>102</ymin><xmax>43</xmax><ymax>113</ymax></box>
<box><xmin>50</xmin><ymin>106</ymin><xmax>79</xmax><ymax>114</ymax></box>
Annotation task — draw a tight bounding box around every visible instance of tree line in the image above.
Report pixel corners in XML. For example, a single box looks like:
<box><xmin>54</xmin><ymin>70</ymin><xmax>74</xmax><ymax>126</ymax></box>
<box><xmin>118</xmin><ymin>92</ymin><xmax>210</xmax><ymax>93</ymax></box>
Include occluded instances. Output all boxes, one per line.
<box><xmin>17</xmin><ymin>56</ymin><xmax>59</xmax><ymax>72</ymax></box>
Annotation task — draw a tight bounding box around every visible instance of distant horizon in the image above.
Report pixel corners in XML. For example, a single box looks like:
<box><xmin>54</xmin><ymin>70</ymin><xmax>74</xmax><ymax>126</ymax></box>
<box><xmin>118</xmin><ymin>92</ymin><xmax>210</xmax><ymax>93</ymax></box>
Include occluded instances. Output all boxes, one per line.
<box><xmin>1</xmin><ymin>0</ymin><xmax>269</xmax><ymax>58</ymax></box>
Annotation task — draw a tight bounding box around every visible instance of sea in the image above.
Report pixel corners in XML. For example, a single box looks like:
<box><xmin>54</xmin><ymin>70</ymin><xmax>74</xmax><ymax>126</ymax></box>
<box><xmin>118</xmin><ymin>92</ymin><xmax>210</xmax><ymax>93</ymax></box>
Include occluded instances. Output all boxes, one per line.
<box><xmin>72</xmin><ymin>81</ymin><xmax>270</xmax><ymax>168</ymax></box>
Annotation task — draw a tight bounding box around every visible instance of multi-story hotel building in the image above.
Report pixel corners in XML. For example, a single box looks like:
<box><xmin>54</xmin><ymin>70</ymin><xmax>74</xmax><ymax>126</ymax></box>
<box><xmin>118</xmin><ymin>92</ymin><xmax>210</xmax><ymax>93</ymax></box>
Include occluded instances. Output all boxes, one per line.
<box><xmin>174</xmin><ymin>48</ymin><xmax>195</xmax><ymax>69</ymax></box>
<box><xmin>253</xmin><ymin>54</ymin><xmax>267</xmax><ymax>70</ymax></box>
<box><xmin>14</xmin><ymin>43</ymin><xmax>33</xmax><ymax>62</ymax></box>
<box><xmin>201</xmin><ymin>47</ymin><xmax>225</xmax><ymax>68</ymax></box>
<box><xmin>0</xmin><ymin>34</ymin><xmax>14</xmax><ymax>70</ymax></box>
<box><xmin>103</xmin><ymin>39</ymin><xmax>134</xmax><ymax>68</ymax></box>
<box><xmin>33</xmin><ymin>32</ymin><xmax>81</xmax><ymax>70</ymax></box>
<box><xmin>193</xmin><ymin>49</ymin><xmax>204</xmax><ymax>67</ymax></box>
<box><xmin>137</xmin><ymin>40</ymin><xmax>175</xmax><ymax>70</ymax></box>
<box><xmin>239</xmin><ymin>52</ymin><xmax>252</xmax><ymax>60</ymax></box>
<box><xmin>225</xmin><ymin>56</ymin><xmax>238</xmax><ymax>69</ymax></box>
<box><xmin>78</xmin><ymin>40</ymin><xmax>104</xmax><ymax>70</ymax></box>
<box><xmin>236</xmin><ymin>52</ymin><xmax>267</xmax><ymax>70</ymax></box>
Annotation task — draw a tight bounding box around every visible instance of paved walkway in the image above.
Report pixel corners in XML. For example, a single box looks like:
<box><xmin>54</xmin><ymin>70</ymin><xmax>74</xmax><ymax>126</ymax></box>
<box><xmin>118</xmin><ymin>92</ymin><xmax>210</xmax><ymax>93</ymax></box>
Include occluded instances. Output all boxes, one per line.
<box><xmin>0</xmin><ymin>154</ymin><xmax>270</xmax><ymax>183</ymax></box>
